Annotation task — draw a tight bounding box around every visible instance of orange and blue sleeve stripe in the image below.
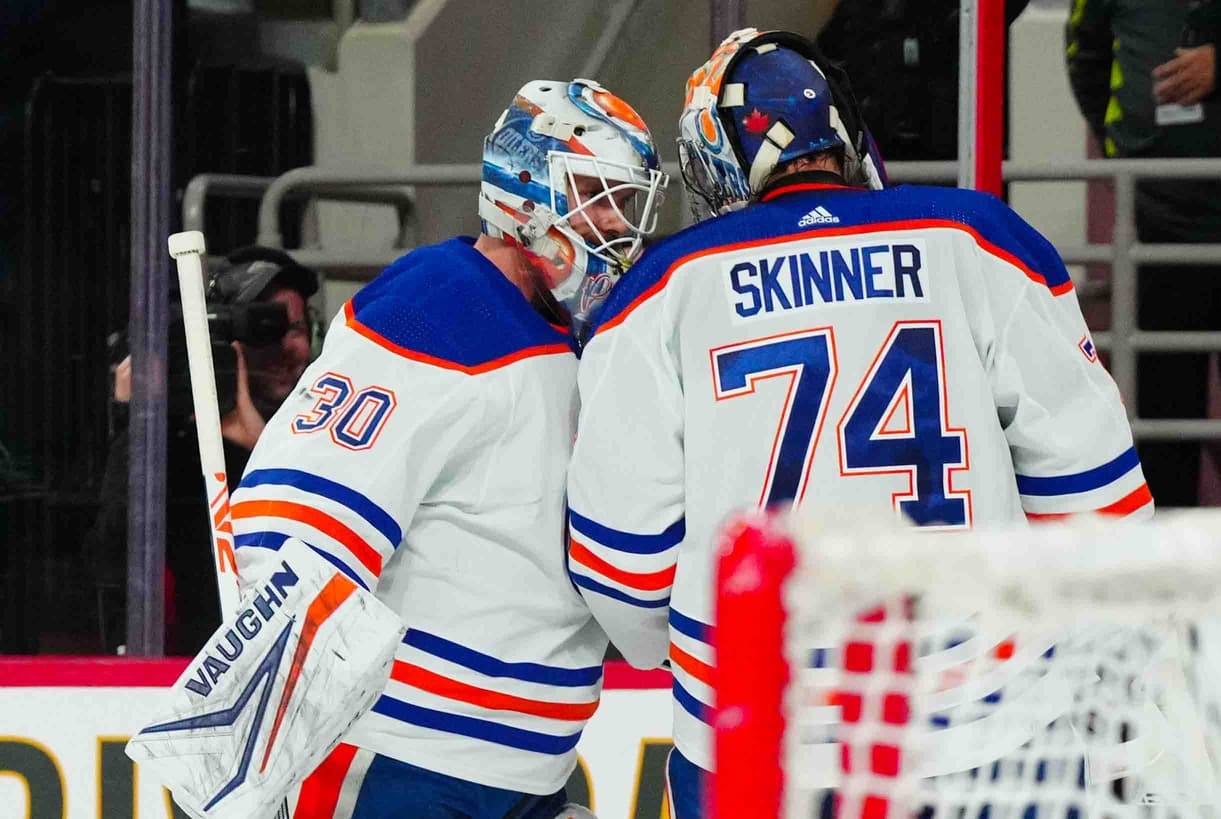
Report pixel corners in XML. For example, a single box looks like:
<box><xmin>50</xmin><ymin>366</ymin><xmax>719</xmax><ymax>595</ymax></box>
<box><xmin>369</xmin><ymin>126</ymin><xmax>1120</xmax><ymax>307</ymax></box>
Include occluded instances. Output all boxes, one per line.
<box><xmin>372</xmin><ymin>630</ymin><xmax>603</xmax><ymax>754</ymax></box>
<box><xmin>669</xmin><ymin>608</ymin><xmax>715</xmax><ymax>726</ymax></box>
<box><xmin>370</xmin><ymin>697</ymin><xmax>583</xmax><ymax>755</ymax></box>
<box><xmin>567</xmin><ymin>510</ymin><xmax>683</xmax><ymax>609</ymax></box>
<box><xmin>232</xmin><ymin>469</ymin><xmax>402</xmax><ymax>590</ymax></box>
<box><xmin>1018</xmin><ymin>447</ymin><xmax>1153</xmax><ymax>520</ymax></box>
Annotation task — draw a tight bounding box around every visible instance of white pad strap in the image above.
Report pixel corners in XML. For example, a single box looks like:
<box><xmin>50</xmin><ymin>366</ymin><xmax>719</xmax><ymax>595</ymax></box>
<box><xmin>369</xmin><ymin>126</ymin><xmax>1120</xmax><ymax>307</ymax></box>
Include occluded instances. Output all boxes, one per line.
<box><xmin>532</xmin><ymin>112</ymin><xmax>576</xmax><ymax>141</ymax></box>
<box><xmin>748</xmin><ymin>121</ymin><xmax>795</xmax><ymax>192</ymax></box>
<box><xmin>690</xmin><ymin>84</ymin><xmax>717</xmax><ymax>109</ymax></box>
<box><xmin>721</xmin><ymin>83</ymin><xmax>745</xmax><ymax>108</ymax></box>
<box><xmin>478</xmin><ymin>193</ymin><xmax>519</xmax><ymax>240</ymax></box>
<box><xmin>829</xmin><ymin>107</ymin><xmax>857</xmax><ymax>162</ymax></box>
<box><xmin>478</xmin><ymin>193</ymin><xmax>557</xmax><ymax>245</ymax></box>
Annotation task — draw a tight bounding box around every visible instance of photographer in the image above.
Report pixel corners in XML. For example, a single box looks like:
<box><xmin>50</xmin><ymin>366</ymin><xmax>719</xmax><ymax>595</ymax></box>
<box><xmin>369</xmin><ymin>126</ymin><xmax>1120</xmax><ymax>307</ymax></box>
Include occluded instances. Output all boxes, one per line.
<box><xmin>86</xmin><ymin>247</ymin><xmax>319</xmax><ymax>654</ymax></box>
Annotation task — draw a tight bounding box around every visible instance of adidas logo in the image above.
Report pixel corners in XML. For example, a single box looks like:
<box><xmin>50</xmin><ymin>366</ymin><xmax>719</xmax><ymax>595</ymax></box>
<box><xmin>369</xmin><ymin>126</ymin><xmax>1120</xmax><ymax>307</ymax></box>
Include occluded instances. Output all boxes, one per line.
<box><xmin>798</xmin><ymin>206</ymin><xmax>840</xmax><ymax>226</ymax></box>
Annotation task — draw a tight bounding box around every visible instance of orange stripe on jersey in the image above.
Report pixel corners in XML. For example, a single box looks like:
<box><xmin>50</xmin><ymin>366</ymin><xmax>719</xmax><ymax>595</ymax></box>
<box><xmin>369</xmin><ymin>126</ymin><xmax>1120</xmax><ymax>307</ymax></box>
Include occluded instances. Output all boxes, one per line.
<box><xmin>598</xmin><ymin>218</ymin><xmax>1073</xmax><ymax>334</ymax></box>
<box><xmin>1098</xmin><ymin>483</ymin><xmax>1155</xmax><ymax>515</ymax></box>
<box><xmin>1026</xmin><ymin>483</ymin><xmax>1153</xmax><ymax>521</ymax></box>
<box><xmin>390</xmin><ymin>661</ymin><xmax>600</xmax><ymax>721</ymax></box>
<box><xmin>343</xmin><ymin>301</ymin><xmax>572</xmax><ymax>375</ymax></box>
<box><xmin>569</xmin><ymin>539</ymin><xmax>676</xmax><ymax>591</ymax></box>
<box><xmin>231</xmin><ymin>499</ymin><xmax>383</xmax><ymax>577</ymax></box>
<box><xmin>669</xmin><ymin>642</ymin><xmax>713</xmax><ymax>687</ymax></box>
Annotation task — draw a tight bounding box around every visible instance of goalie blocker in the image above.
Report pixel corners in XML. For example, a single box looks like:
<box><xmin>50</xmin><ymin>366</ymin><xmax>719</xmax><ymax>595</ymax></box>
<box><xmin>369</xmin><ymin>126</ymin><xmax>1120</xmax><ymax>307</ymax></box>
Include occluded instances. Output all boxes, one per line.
<box><xmin>126</xmin><ymin>538</ymin><xmax>406</xmax><ymax>819</ymax></box>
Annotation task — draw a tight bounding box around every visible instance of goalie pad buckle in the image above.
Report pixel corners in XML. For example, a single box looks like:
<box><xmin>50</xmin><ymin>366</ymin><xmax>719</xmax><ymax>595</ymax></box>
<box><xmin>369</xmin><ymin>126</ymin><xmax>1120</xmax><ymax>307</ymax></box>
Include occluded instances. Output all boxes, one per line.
<box><xmin>125</xmin><ymin>538</ymin><xmax>405</xmax><ymax>819</ymax></box>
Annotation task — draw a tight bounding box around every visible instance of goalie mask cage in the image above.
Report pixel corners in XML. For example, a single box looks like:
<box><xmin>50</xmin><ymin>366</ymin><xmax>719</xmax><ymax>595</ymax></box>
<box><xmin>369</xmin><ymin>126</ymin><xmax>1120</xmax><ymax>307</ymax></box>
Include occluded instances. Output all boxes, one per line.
<box><xmin>712</xmin><ymin>512</ymin><xmax>1221</xmax><ymax>819</ymax></box>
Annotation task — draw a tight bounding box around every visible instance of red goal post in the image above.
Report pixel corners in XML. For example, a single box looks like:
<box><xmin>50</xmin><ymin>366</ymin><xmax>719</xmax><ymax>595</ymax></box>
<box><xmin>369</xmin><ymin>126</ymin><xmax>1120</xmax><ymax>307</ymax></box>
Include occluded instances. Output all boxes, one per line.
<box><xmin>960</xmin><ymin>0</ymin><xmax>1005</xmax><ymax>196</ymax></box>
<box><xmin>712</xmin><ymin>510</ymin><xmax>1221</xmax><ymax>819</ymax></box>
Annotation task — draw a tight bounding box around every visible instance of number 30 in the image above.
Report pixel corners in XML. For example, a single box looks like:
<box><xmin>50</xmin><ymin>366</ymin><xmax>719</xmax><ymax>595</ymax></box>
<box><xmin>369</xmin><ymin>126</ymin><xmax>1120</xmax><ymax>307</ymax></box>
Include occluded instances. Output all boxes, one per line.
<box><xmin>292</xmin><ymin>371</ymin><xmax>398</xmax><ymax>451</ymax></box>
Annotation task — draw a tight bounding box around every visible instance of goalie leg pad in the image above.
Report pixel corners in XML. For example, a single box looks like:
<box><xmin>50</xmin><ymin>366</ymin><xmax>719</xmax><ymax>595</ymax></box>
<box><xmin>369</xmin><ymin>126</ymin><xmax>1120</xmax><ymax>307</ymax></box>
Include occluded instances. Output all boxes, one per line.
<box><xmin>125</xmin><ymin>538</ymin><xmax>406</xmax><ymax>819</ymax></box>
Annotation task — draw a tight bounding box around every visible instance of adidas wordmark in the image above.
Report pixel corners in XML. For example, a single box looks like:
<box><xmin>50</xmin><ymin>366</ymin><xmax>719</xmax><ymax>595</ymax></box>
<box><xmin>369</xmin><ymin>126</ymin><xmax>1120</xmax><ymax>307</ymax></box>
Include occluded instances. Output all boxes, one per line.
<box><xmin>798</xmin><ymin>206</ymin><xmax>840</xmax><ymax>227</ymax></box>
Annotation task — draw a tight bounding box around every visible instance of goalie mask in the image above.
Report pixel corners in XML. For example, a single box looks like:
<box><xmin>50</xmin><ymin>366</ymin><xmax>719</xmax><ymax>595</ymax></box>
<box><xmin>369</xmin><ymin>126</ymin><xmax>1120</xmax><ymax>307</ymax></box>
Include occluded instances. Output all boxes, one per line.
<box><xmin>678</xmin><ymin>28</ymin><xmax>888</xmax><ymax>221</ymax></box>
<box><xmin>479</xmin><ymin>79</ymin><xmax>667</xmax><ymax>339</ymax></box>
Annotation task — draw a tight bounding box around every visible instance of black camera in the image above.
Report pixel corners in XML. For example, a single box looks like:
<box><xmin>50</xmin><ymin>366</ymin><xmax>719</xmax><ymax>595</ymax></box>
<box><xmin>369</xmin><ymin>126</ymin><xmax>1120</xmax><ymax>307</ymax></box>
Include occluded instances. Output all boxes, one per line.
<box><xmin>167</xmin><ymin>300</ymin><xmax>290</xmax><ymax>418</ymax></box>
<box><xmin>110</xmin><ymin>247</ymin><xmax>316</xmax><ymax>425</ymax></box>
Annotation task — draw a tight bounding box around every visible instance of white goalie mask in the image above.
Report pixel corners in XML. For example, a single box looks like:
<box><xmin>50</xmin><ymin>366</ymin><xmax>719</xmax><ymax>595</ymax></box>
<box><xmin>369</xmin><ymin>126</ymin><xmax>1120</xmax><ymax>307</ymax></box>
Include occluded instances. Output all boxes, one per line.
<box><xmin>479</xmin><ymin>79</ymin><xmax>668</xmax><ymax>341</ymax></box>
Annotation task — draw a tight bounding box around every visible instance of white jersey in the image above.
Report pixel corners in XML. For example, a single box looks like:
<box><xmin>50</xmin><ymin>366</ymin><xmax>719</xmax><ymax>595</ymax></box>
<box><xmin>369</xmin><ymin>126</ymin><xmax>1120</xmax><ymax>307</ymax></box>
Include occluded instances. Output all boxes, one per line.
<box><xmin>232</xmin><ymin>237</ymin><xmax>607</xmax><ymax>795</ymax></box>
<box><xmin>566</xmin><ymin>176</ymin><xmax>1151</xmax><ymax>773</ymax></box>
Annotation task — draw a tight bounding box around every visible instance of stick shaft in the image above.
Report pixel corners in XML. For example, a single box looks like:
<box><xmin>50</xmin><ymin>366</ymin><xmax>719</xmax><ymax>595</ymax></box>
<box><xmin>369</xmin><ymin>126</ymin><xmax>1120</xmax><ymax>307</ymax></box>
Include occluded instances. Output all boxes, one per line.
<box><xmin>170</xmin><ymin>232</ymin><xmax>242</xmax><ymax>617</ymax></box>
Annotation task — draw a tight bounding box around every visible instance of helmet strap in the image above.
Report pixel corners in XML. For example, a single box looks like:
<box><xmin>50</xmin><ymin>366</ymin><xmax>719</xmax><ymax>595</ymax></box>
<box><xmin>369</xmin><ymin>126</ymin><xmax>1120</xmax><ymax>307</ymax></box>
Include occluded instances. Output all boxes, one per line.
<box><xmin>748</xmin><ymin>120</ymin><xmax>796</xmax><ymax>191</ymax></box>
<box><xmin>477</xmin><ymin>192</ymin><xmax>518</xmax><ymax>240</ymax></box>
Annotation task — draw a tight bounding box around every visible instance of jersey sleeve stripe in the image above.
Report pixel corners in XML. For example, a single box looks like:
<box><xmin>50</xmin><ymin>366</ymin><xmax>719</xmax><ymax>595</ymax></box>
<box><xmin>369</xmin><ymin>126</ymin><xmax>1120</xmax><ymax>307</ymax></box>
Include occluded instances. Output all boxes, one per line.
<box><xmin>669</xmin><ymin>642</ymin><xmax>713</xmax><ymax>686</ymax></box>
<box><xmin>568</xmin><ymin>510</ymin><xmax>685</xmax><ymax>554</ymax></box>
<box><xmin>233</xmin><ymin>532</ymin><xmax>371</xmax><ymax>591</ymax></box>
<box><xmin>1026</xmin><ymin>483</ymin><xmax>1154</xmax><ymax>521</ymax></box>
<box><xmin>234</xmin><ymin>531</ymin><xmax>290</xmax><ymax>550</ymax></box>
<box><xmin>570</xmin><ymin>572</ymin><xmax>672</xmax><ymax>608</ymax></box>
<box><xmin>1015</xmin><ymin>447</ymin><xmax>1141</xmax><ymax>496</ymax></box>
<box><xmin>370</xmin><ymin>695</ymin><xmax>582</xmax><ymax>755</ymax></box>
<box><xmin>669</xmin><ymin>608</ymin><xmax>715</xmax><ymax>646</ymax></box>
<box><xmin>239</xmin><ymin>469</ymin><xmax>402</xmax><ymax>548</ymax></box>
<box><xmin>345</xmin><ymin>301</ymin><xmax>572</xmax><ymax>375</ymax></box>
<box><xmin>673</xmin><ymin>679</ymin><xmax>710</xmax><ymax>724</ymax></box>
<box><xmin>569</xmin><ymin>539</ymin><xmax>676</xmax><ymax>591</ymax></box>
<box><xmin>231</xmin><ymin>500</ymin><xmax>383</xmax><ymax>577</ymax></box>
<box><xmin>402</xmin><ymin>629</ymin><xmax>602</xmax><ymax>688</ymax></box>
<box><xmin>389</xmin><ymin>661</ymin><xmax>599</xmax><ymax>721</ymax></box>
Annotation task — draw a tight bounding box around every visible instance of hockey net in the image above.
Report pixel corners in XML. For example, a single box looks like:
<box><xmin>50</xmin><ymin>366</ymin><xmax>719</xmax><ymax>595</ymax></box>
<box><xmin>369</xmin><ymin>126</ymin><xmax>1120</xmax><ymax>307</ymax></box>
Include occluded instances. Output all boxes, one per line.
<box><xmin>713</xmin><ymin>511</ymin><xmax>1221</xmax><ymax>819</ymax></box>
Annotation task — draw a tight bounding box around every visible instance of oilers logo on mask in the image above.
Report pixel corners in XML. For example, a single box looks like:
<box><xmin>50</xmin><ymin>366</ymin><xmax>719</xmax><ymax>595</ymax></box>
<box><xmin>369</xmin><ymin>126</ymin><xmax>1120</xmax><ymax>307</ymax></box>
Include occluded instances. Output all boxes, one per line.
<box><xmin>126</xmin><ymin>538</ymin><xmax>405</xmax><ymax>819</ymax></box>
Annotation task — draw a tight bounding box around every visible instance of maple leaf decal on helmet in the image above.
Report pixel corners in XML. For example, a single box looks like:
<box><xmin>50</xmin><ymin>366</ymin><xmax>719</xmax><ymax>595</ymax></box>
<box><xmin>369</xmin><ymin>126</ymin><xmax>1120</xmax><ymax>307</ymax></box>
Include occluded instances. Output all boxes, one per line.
<box><xmin>743</xmin><ymin>108</ymin><xmax>770</xmax><ymax>134</ymax></box>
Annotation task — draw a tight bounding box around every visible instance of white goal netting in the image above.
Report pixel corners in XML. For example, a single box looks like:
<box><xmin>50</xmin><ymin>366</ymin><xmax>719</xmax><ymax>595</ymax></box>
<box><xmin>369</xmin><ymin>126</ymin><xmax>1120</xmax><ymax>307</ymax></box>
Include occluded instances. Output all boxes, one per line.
<box><xmin>714</xmin><ymin>512</ymin><xmax>1221</xmax><ymax>819</ymax></box>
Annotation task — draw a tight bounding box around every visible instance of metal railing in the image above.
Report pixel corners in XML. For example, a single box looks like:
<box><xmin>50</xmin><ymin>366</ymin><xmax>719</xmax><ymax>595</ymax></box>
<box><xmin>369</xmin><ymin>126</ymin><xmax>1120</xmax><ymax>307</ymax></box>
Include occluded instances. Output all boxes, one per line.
<box><xmin>182</xmin><ymin>173</ymin><xmax>416</xmax><ymax>253</ymax></box>
<box><xmin>229</xmin><ymin>157</ymin><xmax>1221</xmax><ymax>440</ymax></box>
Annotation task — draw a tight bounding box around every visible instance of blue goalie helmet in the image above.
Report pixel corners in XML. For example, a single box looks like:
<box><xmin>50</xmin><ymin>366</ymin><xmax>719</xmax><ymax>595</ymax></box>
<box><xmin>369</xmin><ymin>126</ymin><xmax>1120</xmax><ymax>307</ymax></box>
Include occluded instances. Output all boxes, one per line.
<box><xmin>677</xmin><ymin>28</ymin><xmax>888</xmax><ymax>220</ymax></box>
<box><xmin>479</xmin><ymin>79</ymin><xmax>668</xmax><ymax>337</ymax></box>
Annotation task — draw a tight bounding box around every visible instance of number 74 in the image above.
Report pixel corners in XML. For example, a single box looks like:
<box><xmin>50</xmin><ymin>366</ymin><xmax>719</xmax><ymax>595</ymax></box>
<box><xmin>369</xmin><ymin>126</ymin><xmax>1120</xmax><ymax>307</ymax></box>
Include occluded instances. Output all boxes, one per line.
<box><xmin>710</xmin><ymin>321</ymin><xmax>971</xmax><ymax>527</ymax></box>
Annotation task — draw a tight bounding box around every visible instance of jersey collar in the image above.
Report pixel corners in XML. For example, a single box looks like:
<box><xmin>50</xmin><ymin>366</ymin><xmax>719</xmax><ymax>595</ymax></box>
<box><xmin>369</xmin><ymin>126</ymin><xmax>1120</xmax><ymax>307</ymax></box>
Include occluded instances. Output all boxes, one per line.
<box><xmin>758</xmin><ymin>170</ymin><xmax>860</xmax><ymax>203</ymax></box>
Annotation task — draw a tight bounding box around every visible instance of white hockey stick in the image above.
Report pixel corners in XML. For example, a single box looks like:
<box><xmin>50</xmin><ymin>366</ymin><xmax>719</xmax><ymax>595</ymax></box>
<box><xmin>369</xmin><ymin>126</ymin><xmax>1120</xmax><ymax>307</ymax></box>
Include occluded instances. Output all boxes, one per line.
<box><xmin>167</xmin><ymin>232</ymin><xmax>242</xmax><ymax>623</ymax></box>
<box><xmin>170</xmin><ymin>231</ymin><xmax>295</xmax><ymax>819</ymax></box>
